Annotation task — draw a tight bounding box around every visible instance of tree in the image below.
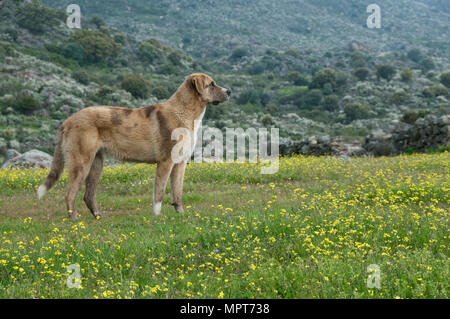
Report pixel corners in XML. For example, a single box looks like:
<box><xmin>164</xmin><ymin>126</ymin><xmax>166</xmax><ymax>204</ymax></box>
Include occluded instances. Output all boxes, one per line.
<box><xmin>70</xmin><ymin>30</ymin><xmax>121</xmax><ymax>63</ymax></box>
<box><xmin>310</xmin><ymin>68</ymin><xmax>336</xmax><ymax>89</ymax></box>
<box><xmin>62</xmin><ymin>42</ymin><xmax>85</xmax><ymax>64</ymax></box>
<box><xmin>420</xmin><ymin>57</ymin><xmax>435</xmax><ymax>71</ymax></box>
<box><xmin>440</xmin><ymin>72</ymin><xmax>450</xmax><ymax>88</ymax></box>
<box><xmin>322</xmin><ymin>95</ymin><xmax>339</xmax><ymax>111</ymax></box>
<box><xmin>400</xmin><ymin>68</ymin><xmax>413</xmax><ymax>82</ymax></box>
<box><xmin>353</xmin><ymin>67</ymin><xmax>370</xmax><ymax>81</ymax></box>
<box><xmin>261</xmin><ymin>114</ymin><xmax>274</xmax><ymax>126</ymax></box>
<box><xmin>121</xmin><ymin>74</ymin><xmax>151</xmax><ymax>99</ymax></box>
<box><xmin>152</xmin><ymin>86</ymin><xmax>170</xmax><ymax>99</ymax></box>
<box><xmin>230</xmin><ymin>47</ymin><xmax>248</xmax><ymax>61</ymax></box>
<box><xmin>389</xmin><ymin>90</ymin><xmax>410</xmax><ymax>105</ymax></box>
<box><xmin>90</xmin><ymin>16</ymin><xmax>105</xmax><ymax>29</ymax></box>
<box><xmin>376</xmin><ymin>64</ymin><xmax>396</xmax><ymax>81</ymax></box>
<box><xmin>423</xmin><ymin>85</ymin><xmax>448</xmax><ymax>98</ymax></box>
<box><xmin>302</xmin><ymin>89</ymin><xmax>323</xmax><ymax>108</ymax></box>
<box><xmin>344</xmin><ymin>103</ymin><xmax>370</xmax><ymax>121</ymax></box>
<box><xmin>407</xmin><ymin>48</ymin><xmax>422</xmax><ymax>63</ymax></box>
<box><xmin>15</xmin><ymin>0</ymin><xmax>62</xmax><ymax>34</ymax></box>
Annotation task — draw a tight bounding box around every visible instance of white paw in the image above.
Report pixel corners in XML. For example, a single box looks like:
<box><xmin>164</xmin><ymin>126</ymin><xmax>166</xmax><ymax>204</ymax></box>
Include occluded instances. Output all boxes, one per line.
<box><xmin>152</xmin><ymin>202</ymin><xmax>161</xmax><ymax>216</ymax></box>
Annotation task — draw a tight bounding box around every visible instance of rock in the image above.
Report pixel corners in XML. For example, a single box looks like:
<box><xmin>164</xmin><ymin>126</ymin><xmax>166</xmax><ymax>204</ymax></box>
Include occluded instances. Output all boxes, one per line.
<box><xmin>2</xmin><ymin>149</ymin><xmax>53</xmax><ymax>169</ymax></box>
<box><xmin>6</xmin><ymin>149</ymin><xmax>20</xmax><ymax>160</ymax></box>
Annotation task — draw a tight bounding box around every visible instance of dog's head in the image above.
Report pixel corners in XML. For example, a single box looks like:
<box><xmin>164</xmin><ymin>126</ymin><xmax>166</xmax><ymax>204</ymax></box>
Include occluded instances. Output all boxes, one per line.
<box><xmin>188</xmin><ymin>73</ymin><xmax>231</xmax><ymax>105</ymax></box>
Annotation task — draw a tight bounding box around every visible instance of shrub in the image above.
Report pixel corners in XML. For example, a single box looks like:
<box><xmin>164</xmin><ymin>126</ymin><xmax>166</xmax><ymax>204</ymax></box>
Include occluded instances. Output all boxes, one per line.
<box><xmin>310</xmin><ymin>68</ymin><xmax>336</xmax><ymax>89</ymax></box>
<box><xmin>72</xmin><ymin>70</ymin><xmax>90</xmax><ymax>85</ymax></box>
<box><xmin>237</xmin><ymin>89</ymin><xmax>263</xmax><ymax>106</ymax></box>
<box><xmin>121</xmin><ymin>74</ymin><xmax>150</xmax><ymax>99</ymax></box>
<box><xmin>15</xmin><ymin>0</ymin><xmax>62</xmax><ymax>34</ymax></box>
<box><xmin>3</xmin><ymin>28</ymin><xmax>18</xmax><ymax>42</ymax></box>
<box><xmin>62</xmin><ymin>42</ymin><xmax>85</xmax><ymax>64</ymax></box>
<box><xmin>401</xmin><ymin>110</ymin><xmax>430</xmax><ymax>125</ymax></box>
<box><xmin>168</xmin><ymin>51</ymin><xmax>183</xmax><ymax>66</ymax></box>
<box><xmin>152</xmin><ymin>86</ymin><xmax>170</xmax><ymax>99</ymax></box>
<box><xmin>265</xmin><ymin>103</ymin><xmax>279</xmax><ymax>115</ymax></box>
<box><xmin>90</xmin><ymin>16</ymin><xmax>105</xmax><ymax>29</ymax></box>
<box><xmin>344</xmin><ymin>103</ymin><xmax>370</xmax><ymax>121</ymax></box>
<box><xmin>353</xmin><ymin>67</ymin><xmax>370</xmax><ymax>81</ymax></box>
<box><xmin>322</xmin><ymin>95</ymin><xmax>339</xmax><ymax>111</ymax></box>
<box><xmin>287</xmin><ymin>72</ymin><xmax>309</xmax><ymax>86</ymax></box>
<box><xmin>349</xmin><ymin>52</ymin><xmax>366</xmax><ymax>67</ymax></box>
<box><xmin>302</xmin><ymin>89</ymin><xmax>323</xmax><ymax>108</ymax></box>
<box><xmin>439</xmin><ymin>72</ymin><xmax>450</xmax><ymax>88</ymax></box>
<box><xmin>12</xmin><ymin>94</ymin><xmax>41</xmax><ymax>114</ymax></box>
<box><xmin>230</xmin><ymin>47</ymin><xmax>248</xmax><ymax>61</ymax></box>
<box><xmin>70</xmin><ymin>30</ymin><xmax>121</xmax><ymax>63</ymax></box>
<box><xmin>376</xmin><ymin>64</ymin><xmax>396</xmax><ymax>81</ymax></box>
<box><xmin>423</xmin><ymin>84</ymin><xmax>448</xmax><ymax>98</ymax></box>
<box><xmin>261</xmin><ymin>114</ymin><xmax>274</xmax><ymax>126</ymax></box>
<box><xmin>400</xmin><ymin>68</ymin><xmax>413</xmax><ymax>82</ymax></box>
<box><xmin>389</xmin><ymin>90</ymin><xmax>410</xmax><ymax>105</ymax></box>
<box><xmin>139</xmin><ymin>40</ymin><xmax>164</xmax><ymax>63</ymax></box>
<box><xmin>407</xmin><ymin>48</ymin><xmax>422</xmax><ymax>63</ymax></box>
<box><xmin>420</xmin><ymin>57</ymin><xmax>435</xmax><ymax>71</ymax></box>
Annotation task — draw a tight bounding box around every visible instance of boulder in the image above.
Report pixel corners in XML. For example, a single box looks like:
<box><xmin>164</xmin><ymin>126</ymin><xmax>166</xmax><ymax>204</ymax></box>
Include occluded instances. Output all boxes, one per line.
<box><xmin>2</xmin><ymin>149</ymin><xmax>53</xmax><ymax>169</ymax></box>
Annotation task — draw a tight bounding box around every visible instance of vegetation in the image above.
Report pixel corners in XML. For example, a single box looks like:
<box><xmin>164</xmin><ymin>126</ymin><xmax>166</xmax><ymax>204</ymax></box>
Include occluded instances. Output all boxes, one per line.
<box><xmin>0</xmin><ymin>154</ymin><xmax>448</xmax><ymax>298</ymax></box>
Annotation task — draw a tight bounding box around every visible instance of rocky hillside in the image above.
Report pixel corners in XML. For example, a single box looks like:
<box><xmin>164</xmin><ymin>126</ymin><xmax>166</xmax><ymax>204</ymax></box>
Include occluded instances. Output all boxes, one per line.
<box><xmin>0</xmin><ymin>0</ymin><xmax>449</xmax><ymax>162</ymax></box>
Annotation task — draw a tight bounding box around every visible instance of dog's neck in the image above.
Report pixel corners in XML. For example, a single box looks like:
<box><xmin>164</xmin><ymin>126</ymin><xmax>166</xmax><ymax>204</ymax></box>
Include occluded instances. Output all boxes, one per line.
<box><xmin>165</xmin><ymin>81</ymin><xmax>208</xmax><ymax>128</ymax></box>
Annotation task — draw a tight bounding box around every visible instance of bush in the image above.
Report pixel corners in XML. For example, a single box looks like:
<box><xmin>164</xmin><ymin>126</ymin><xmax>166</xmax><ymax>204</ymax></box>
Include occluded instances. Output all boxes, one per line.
<box><xmin>11</xmin><ymin>94</ymin><xmax>41</xmax><ymax>114</ymax></box>
<box><xmin>407</xmin><ymin>48</ymin><xmax>422</xmax><ymax>63</ymax></box>
<box><xmin>310</xmin><ymin>68</ymin><xmax>336</xmax><ymax>89</ymax></box>
<box><xmin>349</xmin><ymin>52</ymin><xmax>366</xmax><ymax>67</ymax></box>
<box><xmin>62</xmin><ymin>42</ymin><xmax>85</xmax><ymax>64</ymax></box>
<box><xmin>70</xmin><ymin>30</ymin><xmax>121</xmax><ymax>63</ymax></box>
<box><xmin>401</xmin><ymin>110</ymin><xmax>430</xmax><ymax>125</ymax></box>
<box><xmin>322</xmin><ymin>95</ymin><xmax>339</xmax><ymax>111</ymax></box>
<box><xmin>72</xmin><ymin>70</ymin><xmax>90</xmax><ymax>85</ymax></box>
<box><xmin>420</xmin><ymin>57</ymin><xmax>435</xmax><ymax>71</ymax></box>
<box><xmin>423</xmin><ymin>84</ymin><xmax>448</xmax><ymax>98</ymax></box>
<box><xmin>90</xmin><ymin>16</ymin><xmax>105</xmax><ymax>29</ymax></box>
<box><xmin>353</xmin><ymin>67</ymin><xmax>370</xmax><ymax>81</ymax></box>
<box><xmin>400</xmin><ymin>68</ymin><xmax>413</xmax><ymax>82</ymax></box>
<box><xmin>344</xmin><ymin>103</ymin><xmax>370</xmax><ymax>121</ymax></box>
<box><xmin>237</xmin><ymin>89</ymin><xmax>263</xmax><ymax>106</ymax></box>
<box><xmin>376</xmin><ymin>64</ymin><xmax>396</xmax><ymax>81</ymax></box>
<box><xmin>389</xmin><ymin>90</ymin><xmax>410</xmax><ymax>105</ymax></box>
<box><xmin>287</xmin><ymin>71</ymin><xmax>309</xmax><ymax>86</ymax></box>
<box><xmin>260</xmin><ymin>114</ymin><xmax>274</xmax><ymax>126</ymax></box>
<box><xmin>121</xmin><ymin>74</ymin><xmax>151</xmax><ymax>99</ymax></box>
<box><xmin>3</xmin><ymin>28</ymin><xmax>18</xmax><ymax>42</ymax></box>
<box><xmin>139</xmin><ymin>40</ymin><xmax>164</xmax><ymax>63</ymax></box>
<box><xmin>230</xmin><ymin>47</ymin><xmax>248</xmax><ymax>61</ymax></box>
<box><xmin>302</xmin><ymin>89</ymin><xmax>323</xmax><ymax>108</ymax></box>
<box><xmin>15</xmin><ymin>0</ymin><xmax>62</xmax><ymax>34</ymax></box>
<box><xmin>439</xmin><ymin>72</ymin><xmax>450</xmax><ymax>88</ymax></box>
<box><xmin>168</xmin><ymin>51</ymin><xmax>184</xmax><ymax>66</ymax></box>
<box><xmin>265</xmin><ymin>103</ymin><xmax>279</xmax><ymax>115</ymax></box>
<box><xmin>152</xmin><ymin>86</ymin><xmax>170</xmax><ymax>99</ymax></box>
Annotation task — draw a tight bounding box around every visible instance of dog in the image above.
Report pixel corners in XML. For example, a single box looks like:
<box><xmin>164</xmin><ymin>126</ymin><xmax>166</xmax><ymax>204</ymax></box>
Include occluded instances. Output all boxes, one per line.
<box><xmin>37</xmin><ymin>73</ymin><xmax>231</xmax><ymax>219</ymax></box>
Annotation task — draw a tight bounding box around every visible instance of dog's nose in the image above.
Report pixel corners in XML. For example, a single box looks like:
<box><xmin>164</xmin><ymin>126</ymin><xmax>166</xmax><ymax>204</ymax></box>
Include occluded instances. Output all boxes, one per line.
<box><xmin>226</xmin><ymin>89</ymin><xmax>231</xmax><ymax>96</ymax></box>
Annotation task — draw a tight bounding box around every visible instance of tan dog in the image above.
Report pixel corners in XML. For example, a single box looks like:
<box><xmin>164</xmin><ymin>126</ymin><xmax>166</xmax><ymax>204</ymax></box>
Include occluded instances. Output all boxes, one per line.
<box><xmin>37</xmin><ymin>73</ymin><xmax>231</xmax><ymax>218</ymax></box>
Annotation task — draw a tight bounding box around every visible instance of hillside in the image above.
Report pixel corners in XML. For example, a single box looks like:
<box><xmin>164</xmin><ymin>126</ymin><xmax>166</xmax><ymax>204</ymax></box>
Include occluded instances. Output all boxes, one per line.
<box><xmin>0</xmin><ymin>0</ymin><xmax>449</xmax><ymax>160</ymax></box>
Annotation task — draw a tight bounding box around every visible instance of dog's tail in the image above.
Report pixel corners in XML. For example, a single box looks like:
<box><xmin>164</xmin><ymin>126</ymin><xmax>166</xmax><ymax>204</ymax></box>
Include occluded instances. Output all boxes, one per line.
<box><xmin>37</xmin><ymin>128</ymin><xmax>65</xmax><ymax>199</ymax></box>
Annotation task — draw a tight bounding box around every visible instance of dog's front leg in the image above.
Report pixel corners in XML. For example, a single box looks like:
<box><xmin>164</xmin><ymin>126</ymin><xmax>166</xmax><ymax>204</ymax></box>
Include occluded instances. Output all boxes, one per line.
<box><xmin>152</xmin><ymin>160</ymin><xmax>174</xmax><ymax>215</ymax></box>
<box><xmin>170</xmin><ymin>161</ymin><xmax>187</xmax><ymax>213</ymax></box>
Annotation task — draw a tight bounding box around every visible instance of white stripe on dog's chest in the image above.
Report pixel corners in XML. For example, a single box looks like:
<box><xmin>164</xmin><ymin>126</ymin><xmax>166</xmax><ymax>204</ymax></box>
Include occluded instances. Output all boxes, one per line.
<box><xmin>192</xmin><ymin>109</ymin><xmax>205</xmax><ymax>149</ymax></box>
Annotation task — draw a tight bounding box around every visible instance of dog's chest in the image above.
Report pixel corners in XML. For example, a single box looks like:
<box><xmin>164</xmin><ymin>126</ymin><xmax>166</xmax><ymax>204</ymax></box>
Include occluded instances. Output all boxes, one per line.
<box><xmin>192</xmin><ymin>109</ymin><xmax>205</xmax><ymax>148</ymax></box>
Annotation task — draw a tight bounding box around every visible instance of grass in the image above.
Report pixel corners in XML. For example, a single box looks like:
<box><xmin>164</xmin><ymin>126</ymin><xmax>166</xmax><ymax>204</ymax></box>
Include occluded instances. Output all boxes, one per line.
<box><xmin>0</xmin><ymin>153</ymin><xmax>448</xmax><ymax>298</ymax></box>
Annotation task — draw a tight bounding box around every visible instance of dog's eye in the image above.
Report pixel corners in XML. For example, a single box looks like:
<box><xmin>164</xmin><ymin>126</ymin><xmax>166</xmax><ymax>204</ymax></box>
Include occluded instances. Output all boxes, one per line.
<box><xmin>210</xmin><ymin>82</ymin><xmax>215</xmax><ymax>87</ymax></box>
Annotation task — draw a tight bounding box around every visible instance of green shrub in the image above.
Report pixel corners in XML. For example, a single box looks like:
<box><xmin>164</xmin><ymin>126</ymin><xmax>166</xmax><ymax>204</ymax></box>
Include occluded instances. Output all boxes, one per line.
<box><xmin>15</xmin><ymin>0</ymin><xmax>62</xmax><ymax>34</ymax></box>
<box><xmin>72</xmin><ymin>70</ymin><xmax>90</xmax><ymax>85</ymax></box>
<box><xmin>423</xmin><ymin>84</ymin><xmax>448</xmax><ymax>98</ymax></box>
<box><xmin>3</xmin><ymin>28</ymin><xmax>18</xmax><ymax>42</ymax></box>
<box><xmin>400</xmin><ymin>68</ymin><xmax>413</xmax><ymax>82</ymax></box>
<box><xmin>62</xmin><ymin>42</ymin><xmax>85</xmax><ymax>64</ymax></box>
<box><xmin>322</xmin><ymin>95</ymin><xmax>339</xmax><ymax>111</ymax></box>
<box><xmin>407</xmin><ymin>48</ymin><xmax>422</xmax><ymax>63</ymax></box>
<box><xmin>439</xmin><ymin>72</ymin><xmax>450</xmax><ymax>88</ymax></box>
<box><xmin>344</xmin><ymin>103</ymin><xmax>370</xmax><ymax>121</ymax></box>
<box><xmin>420</xmin><ymin>57</ymin><xmax>435</xmax><ymax>71</ymax></box>
<box><xmin>237</xmin><ymin>89</ymin><xmax>263</xmax><ymax>106</ymax></box>
<box><xmin>11</xmin><ymin>94</ymin><xmax>41</xmax><ymax>114</ymax></box>
<box><xmin>389</xmin><ymin>90</ymin><xmax>410</xmax><ymax>105</ymax></box>
<box><xmin>90</xmin><ymin>15</ymin><xmax>105</xmax><ymax>29</ymax></box>
<box><xmin>265</xmin><ymin>103</ymin><xmax>279</xmax><ymax>115</ymax></box>
<box><xmin>120</xmin><ymin>74</ymin><xmax>150</xmax><ymax>99</ymax></box>
<box><xmin>302</xmin><ymin>89</ymin><xmax>323</xmax><ymax>109</ymax></box>
<box><xmin>70</xmin><ymin>30</ymin><xmax>121</xmax><ymax>63</ymax></box>
<box><xmin>349</xmin><ymin>52</ymin><xmax>366</xmax><ymax>67</ymax></box>
<box><xmin>310</xmin><ymin>68</ymin><xmax>336</xmax><ymax>89</ymax></box>
<box><xmin>261</xmin><ymin>114</ymin><xmax>274</xmax><ymax>126</ymax></box>
<box><xmin>152</xmin><ymin>86</ymin><xmax>170</xmax><ymax>99</ymax></box>
<box><xmin>401</xmin><ymin>110</ymin><xmax>430</xmax><ymax>125</ymax></box>
<box><xmin>376</xmin><ymin>64</ymin><xmax>396</xmax><ymax>81</ymax></box>
<box><xmin>353</xmin><ymin>67</ymin><xmax>370</xmax><ymax>81</ymax></box>
<box><xmin>230</xmin><ymin>47</ymin><xmax>248</xmax><ymax>61</ymax></box>
<box><xmin>139</xmin><ymin>40</ymin><xmax>164</xmax><ymax>63</ymax></box>
<box><xmin>168</xmin><ymin>51</ymin><xmax>184</xmax><ymax>66</ymax></box>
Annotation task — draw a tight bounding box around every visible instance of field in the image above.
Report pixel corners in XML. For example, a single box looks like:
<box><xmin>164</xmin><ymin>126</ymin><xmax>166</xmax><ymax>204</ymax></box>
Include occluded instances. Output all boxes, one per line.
<box><xmin>0</xmin><ymin>153</ymin><xmax>448</xmax><ymax>298</ymax></box>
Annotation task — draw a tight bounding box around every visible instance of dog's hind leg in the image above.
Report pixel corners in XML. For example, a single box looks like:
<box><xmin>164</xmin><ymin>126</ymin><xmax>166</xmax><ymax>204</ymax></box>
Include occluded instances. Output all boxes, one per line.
<box><xmin>152</xmin><ymin>160</ymin><xmax>174</xmax><ymax>216</ymax></box>
<box><xmin>170</xmin><ymin>161</ymin><xmax>187</xmax><ymax>213</ymax></box>
<box><xmin>83</xmin><ymin>150</ymin><xmax>104</xmax><ymax>219</ymax></box>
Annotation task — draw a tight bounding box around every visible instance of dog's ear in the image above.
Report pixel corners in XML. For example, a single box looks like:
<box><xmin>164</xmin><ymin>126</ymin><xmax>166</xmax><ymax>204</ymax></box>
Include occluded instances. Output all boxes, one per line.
<box><xmin>190</xmin><ymin>74</ymin><xmax>206</xmax><ymax>97</ymax></box>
